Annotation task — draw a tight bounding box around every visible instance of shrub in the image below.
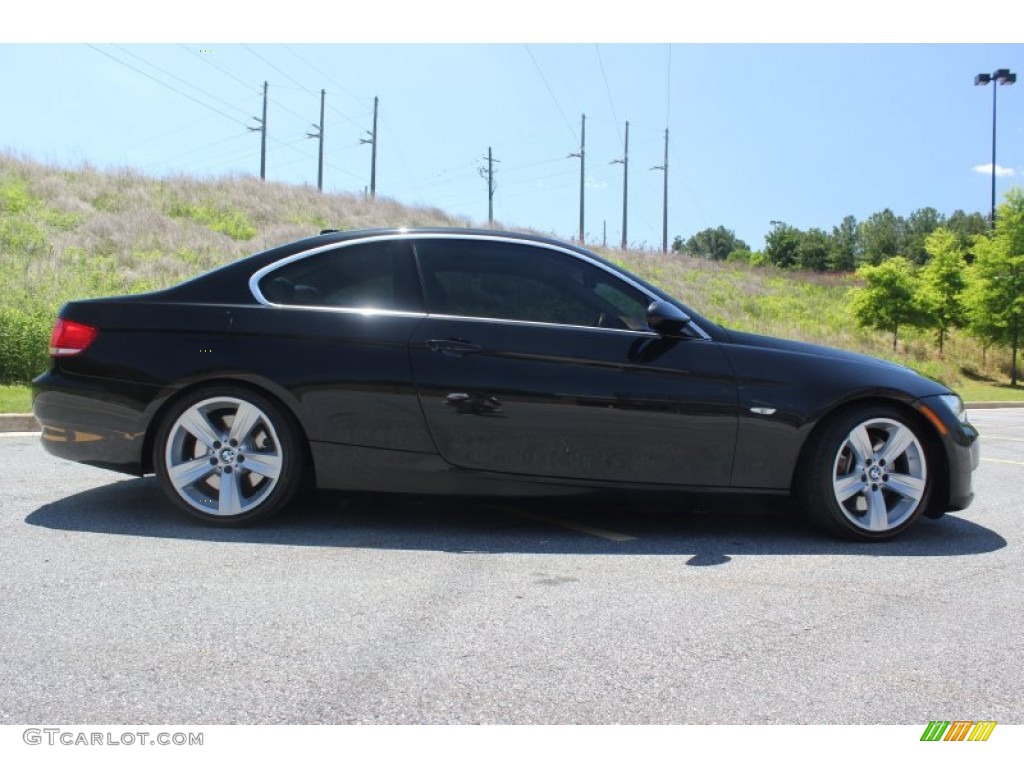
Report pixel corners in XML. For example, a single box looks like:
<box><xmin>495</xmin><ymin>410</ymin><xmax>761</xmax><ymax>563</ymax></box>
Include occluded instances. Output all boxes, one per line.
<box><xmin>0</xmin><ymin>306</ymin><xmax>50</xmax><ymax>384</ymax></box>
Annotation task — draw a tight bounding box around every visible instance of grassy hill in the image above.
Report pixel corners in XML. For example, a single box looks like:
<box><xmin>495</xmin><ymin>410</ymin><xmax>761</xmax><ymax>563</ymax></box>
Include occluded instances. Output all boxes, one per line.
<box><xmin>1</xmin><ymin>151</ymin><xmax>1019</xmax><ymax>407</ymax></box>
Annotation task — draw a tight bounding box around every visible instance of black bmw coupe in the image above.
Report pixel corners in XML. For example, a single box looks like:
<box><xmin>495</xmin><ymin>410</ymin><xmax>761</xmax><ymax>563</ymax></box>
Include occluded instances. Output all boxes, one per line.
<box><xmin>33</xmin><ymin>228</ymin><xmax>979</xmax><ymax>540</ymax></box>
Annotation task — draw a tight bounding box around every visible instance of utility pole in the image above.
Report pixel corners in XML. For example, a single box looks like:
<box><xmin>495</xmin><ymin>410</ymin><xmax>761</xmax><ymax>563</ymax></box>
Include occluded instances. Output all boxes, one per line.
<box><xmin>360</xmin><ymin>96</ymin><xmax>379</xmax><ymax>198</ymax></box>
<box><xmin>651</xmin><ymin>128</ymin><xmax>669</xmax><ymax>253</ymax></box>
<box><xmin>479</xmin><ymin>147</ymin><xmax>499</xmax><ymax>226</ymax></box>
<box><xmin>306</xmin><ymin>89</ymin><xmax>325</xmax><ymax>192</ymax></box>
<box><xmin>248</xmin><ymin>81</ymin><xmax>268</xmax><ymax>180</ymax></box>
<box><xmin>567</xmin><ymin>114</ymin><xmax>585</xmax><ymax>243</ymax></box>
<box><xmin>610</xmin><ymin>121</ymin><xmax>629</xmax><ymax>249</ymax></box>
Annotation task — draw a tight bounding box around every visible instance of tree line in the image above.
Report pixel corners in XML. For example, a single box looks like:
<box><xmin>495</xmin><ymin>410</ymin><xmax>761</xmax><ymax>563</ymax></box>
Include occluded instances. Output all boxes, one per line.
<box><xmin>673</xmin><ymin>208</ymin><xmax>989</xmax><ymax>271</ymax></box>
<box><xmin>673</xmin><ymin>191</ymin><xmax>1024</xmax><ymax>386</ymax></box>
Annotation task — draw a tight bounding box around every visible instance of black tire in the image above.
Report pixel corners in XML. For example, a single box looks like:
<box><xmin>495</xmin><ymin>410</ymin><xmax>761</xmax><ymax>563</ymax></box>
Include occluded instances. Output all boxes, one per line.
<box><xmin>796</xmin><ymin>405</ymin><xmax>933</xmax><ymax>541</ymax></box>
<box><xmin>153</xmin><ymin>386</ymin><xmax>303</xmax><ymax>526</ymax></box>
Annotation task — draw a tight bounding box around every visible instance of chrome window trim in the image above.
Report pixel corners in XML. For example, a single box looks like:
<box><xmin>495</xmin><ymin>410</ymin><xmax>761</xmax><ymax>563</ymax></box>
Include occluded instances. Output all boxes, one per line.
<box><xmin>248</xmin><ymin>231</ymin><xmax>711</xmax><ymax>340</ymax></box>
<box><xmin>423</xmin><ymin>312</ymin><xmax>660</xmax><ymax>337</ymax></box>
<box><xmin>249</xmin><ymin>235</ymin><xmax>411</xmax><ymax>306</ymax></box>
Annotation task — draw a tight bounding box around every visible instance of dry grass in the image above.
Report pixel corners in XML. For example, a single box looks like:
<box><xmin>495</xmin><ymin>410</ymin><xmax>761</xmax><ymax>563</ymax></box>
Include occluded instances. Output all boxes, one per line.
<box><xmin>0</xmin><ymin>150</ymin><xmax>1018</xmax><ymax>393</ymax></box>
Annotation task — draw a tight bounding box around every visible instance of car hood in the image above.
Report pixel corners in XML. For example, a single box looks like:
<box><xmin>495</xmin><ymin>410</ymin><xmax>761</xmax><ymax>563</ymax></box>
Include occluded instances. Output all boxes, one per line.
<box><xmin>724</xmin><ymin>329</ymin><xmax>948</xmax><ymax>391</ymax></box>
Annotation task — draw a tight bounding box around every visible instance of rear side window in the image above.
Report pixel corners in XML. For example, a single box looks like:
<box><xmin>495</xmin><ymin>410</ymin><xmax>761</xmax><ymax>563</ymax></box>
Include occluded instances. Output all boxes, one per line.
<box><xmin>258</xmin><ymin>240</ymin><xmax>423</xmax><ymax>312</ymax></box>
<box><xmin>414</xmin><ymin>238</ymin><xmax>650</xmax><ymax>330</ymax></box>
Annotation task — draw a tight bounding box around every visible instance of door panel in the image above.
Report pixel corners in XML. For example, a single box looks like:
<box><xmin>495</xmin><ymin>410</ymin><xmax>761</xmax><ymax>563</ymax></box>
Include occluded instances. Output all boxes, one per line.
<box><xmin>409</xmin><ymin>317</ymin><xmax>738</xmax><ymax>486</ymax></box>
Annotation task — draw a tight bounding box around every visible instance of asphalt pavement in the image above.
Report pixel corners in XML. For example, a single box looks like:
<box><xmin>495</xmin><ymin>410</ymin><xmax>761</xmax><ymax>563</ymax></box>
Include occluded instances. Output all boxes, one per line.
<box><xmin>0</xmin><ymin>408</ymin><xmax>1021</xmax><ymax>724</ymax></box>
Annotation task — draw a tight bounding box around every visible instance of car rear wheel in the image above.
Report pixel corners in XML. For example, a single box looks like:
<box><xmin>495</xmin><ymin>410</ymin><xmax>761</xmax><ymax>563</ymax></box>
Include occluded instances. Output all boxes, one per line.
<box><xmin>798</xmin><ymin>406</ymin><xmax>932</xmax><ymax>541</ymax></box>
<box><xmin>154</xmin><ymin>387</ymin><xmax>302</xmax><ymax>525</ymax></box>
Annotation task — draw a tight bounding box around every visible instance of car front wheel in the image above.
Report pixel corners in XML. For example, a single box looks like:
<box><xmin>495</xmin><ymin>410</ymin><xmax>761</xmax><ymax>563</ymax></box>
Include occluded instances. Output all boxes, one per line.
<box><xmin>798</xmin><ymin>406</ymin><xmax>932</xmax><ymax>541</ymax></box>
<box><xmin>154</xmin><ymin>387</ymin><xmax>302</xmax><ymax>525</ymax></box>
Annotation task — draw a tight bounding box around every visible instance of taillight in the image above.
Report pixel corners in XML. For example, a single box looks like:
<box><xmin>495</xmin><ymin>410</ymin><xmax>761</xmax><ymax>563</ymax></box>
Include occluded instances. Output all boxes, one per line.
<box><xmin>49</xmin><ymin>319</ymin><xmax>98</xmax><ymax>357</ymax></box>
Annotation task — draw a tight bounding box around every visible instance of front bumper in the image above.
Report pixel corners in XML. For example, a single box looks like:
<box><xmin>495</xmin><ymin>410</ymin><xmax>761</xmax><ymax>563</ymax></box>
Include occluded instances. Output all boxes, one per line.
<box><xmin>917</xmin><ymin>395</ymin><xmax>979</xmax><ymax>514</ymax></box>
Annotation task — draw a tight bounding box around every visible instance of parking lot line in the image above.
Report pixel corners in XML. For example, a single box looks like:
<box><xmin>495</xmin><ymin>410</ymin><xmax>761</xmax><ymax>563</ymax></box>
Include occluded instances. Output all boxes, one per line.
<box><xmin>497</xmin><ymin>507</ymin><xmax>638</xmax><ymax>542</ymax></box>
<box><xmin>976</xmin><ymin>435</ymin><xmax>1024</xmax><ymax>442</ymax></box>
<box><xmin>981</xmin><ymin>457</ymin><xmax>1024</xmax><ymax>466</ymax></box>
<box><xmin>0</xmin><ymin>432</ymin><xmax>41</xmax><ymax>438</ymax></box>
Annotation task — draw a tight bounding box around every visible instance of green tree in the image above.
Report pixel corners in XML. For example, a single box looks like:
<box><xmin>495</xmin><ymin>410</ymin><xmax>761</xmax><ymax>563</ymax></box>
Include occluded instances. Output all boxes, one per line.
<box><xmin>945</xmin><ymin>209</ymin><xmax>989</xmax><ymax>252</ymax></box>
<box><xmin>904</xmin><ymin>207</ymin><xmax>946</xmax><ymax>265</ymax></box>
<box><xmin>858</xmin><ymin>209</ymin><xmax>906</xmax><ymax>266</ymax></box>
<box><xmin>828</xmin><ymin>215</ymin><xmax>859</xmax><ymax>272</ymax></box>
<box><xmin>851</xmin><ymin>256</ymin><xmax>925</xmax><ymax>351</ymax></box>
<box><xmin>795</xmin><ymin>228</ymin><xmax>831</xmax><ymax>271</ymax></box>
<box><xmin>917</xmin><ymin>228</ymin><xmax>967</xmax><ymax>355</ymax></box>
<box><xmin>764</xmin><ymin>222</ymin><xmax>802</xmax><ymax>268</ymax></box>
<box><xmin>964</xmin><ymin>189</ymin><xmax>1024</xmax><ymax>386</ymax></box>
<box><xmin>676</xmin><ymin>226</ymin><xmax>748</xmax><ymax>261</ymax></box>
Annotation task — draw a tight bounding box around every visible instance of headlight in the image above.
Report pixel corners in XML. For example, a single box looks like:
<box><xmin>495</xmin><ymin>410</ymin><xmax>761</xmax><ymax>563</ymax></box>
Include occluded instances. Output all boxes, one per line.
<box><xmin>937</xmin><ymin>394</ymin><xmax>968</xmax><ymax>424</ymax></box>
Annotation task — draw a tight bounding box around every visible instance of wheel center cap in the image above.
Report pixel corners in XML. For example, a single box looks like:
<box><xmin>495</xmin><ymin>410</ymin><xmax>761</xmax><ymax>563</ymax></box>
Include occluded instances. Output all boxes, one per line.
<box><xmin>868</xmin><ymin>466</ymin><xmax>882</xmax><ymax>482</ymax></box>
<box><xmin>220</xmin><ymin>447</ymin><xmax>237</xmax><ymax>463</ymax></box>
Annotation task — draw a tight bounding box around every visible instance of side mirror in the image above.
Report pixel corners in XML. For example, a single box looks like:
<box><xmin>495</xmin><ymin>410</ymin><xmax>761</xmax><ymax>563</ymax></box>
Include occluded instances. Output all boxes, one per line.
<box><xmin>646</xmin><ymin>300</ymin><xmax>692</xmax><ymax>336</ymax></box>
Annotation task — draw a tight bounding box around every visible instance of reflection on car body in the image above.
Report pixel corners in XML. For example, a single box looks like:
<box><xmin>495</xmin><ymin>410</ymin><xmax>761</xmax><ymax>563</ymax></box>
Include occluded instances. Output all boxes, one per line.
<box><xmin>445</xmin><ymin>392</ymin><xmax>504</xmax><ymax>416</ymax></box>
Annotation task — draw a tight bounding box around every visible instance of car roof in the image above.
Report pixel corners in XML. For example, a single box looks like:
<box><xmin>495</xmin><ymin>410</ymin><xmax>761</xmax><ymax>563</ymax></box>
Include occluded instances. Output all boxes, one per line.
<box><xmin>307</xmin><ymin>226</ymin><xmax>594</xmax><ymax>252</ymax></box>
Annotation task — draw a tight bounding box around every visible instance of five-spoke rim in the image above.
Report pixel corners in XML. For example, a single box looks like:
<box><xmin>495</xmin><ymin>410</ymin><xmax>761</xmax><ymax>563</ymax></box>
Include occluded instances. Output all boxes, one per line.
<box><xmin>831</xmin><ymin>417</ymin><xmax>927</xmax><ymax>532</ymax></box>
<box><xmin>165</xmin><ymin>396</ymin><xmax>283</xmax><ymax>517</ymax></box>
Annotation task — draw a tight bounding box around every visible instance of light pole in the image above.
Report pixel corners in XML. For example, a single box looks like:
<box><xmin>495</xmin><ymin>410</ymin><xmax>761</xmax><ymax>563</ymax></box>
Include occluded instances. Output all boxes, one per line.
<box><xmin>975</xmin><ymin>68</ymin><xmax>1016</xmax><ymax>227</ymax></box>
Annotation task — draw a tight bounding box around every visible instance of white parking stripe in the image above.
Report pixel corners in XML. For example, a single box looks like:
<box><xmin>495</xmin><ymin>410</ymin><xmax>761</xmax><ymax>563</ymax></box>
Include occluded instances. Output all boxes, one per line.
<box><xmin>0</xmin><ymin>432</ymin><xmax>41</xmax><ymax>438</ymax></box>
<box><xmin>981</xmin><ymin>457</ymin><xmax>1024</xmax><ymax>466</ymax></box>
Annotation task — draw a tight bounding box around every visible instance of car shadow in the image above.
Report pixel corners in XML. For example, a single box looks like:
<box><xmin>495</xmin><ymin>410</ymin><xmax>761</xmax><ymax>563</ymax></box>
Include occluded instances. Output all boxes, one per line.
<box><xmin>24</xmin><ymin>476</ymin><xmax>1007</xmax><ymax>563</ymax></box>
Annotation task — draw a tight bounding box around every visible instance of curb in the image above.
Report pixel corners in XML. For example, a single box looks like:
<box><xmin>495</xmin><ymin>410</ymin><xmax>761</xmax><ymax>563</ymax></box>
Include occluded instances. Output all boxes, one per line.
<box><xmin>3</xmin><ymin>403</ymin><xmax>1023</xmax><ymax>434</ymax></box>
<box><xmin>0</xmin><ymin>414</ymin><xmax>40</xmax><ymax>432</ymax></box>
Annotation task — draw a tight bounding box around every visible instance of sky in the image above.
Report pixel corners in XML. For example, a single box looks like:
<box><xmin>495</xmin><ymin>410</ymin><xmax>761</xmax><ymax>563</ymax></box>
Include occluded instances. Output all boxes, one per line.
<box><xmin>2</xmin><ymin>5</ymin><xmax>1023</xmax><ymax>254</ymax></box>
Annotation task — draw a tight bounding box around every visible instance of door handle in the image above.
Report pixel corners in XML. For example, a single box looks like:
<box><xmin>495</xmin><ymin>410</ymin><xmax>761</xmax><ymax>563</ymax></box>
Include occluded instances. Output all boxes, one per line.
<box><xmin>425</xmin><ymin>339</ymin><xmax>484</xmax><ymax>357</ymax></box>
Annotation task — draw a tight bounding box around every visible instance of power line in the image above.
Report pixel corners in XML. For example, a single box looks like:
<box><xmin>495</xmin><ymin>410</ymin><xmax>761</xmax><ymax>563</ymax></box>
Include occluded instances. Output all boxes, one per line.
<box><xmin>231</xmin><ymin>45</ymin><xmax>371</xmax><ymax>142</ymax></box>
<box><xmin>110</xmin><ymin>45</ymin><xmax>251</xmax><ymax>120</ymax></box>
<box><xmin>200</xmin><ymin>146</ymin><xmax>271</xmax><ymax>173</ymax></box>
<box><xmin>523</xmin><ymin>44</ymin><xmax>577</xmax><ymax>142</ymax></box>
<box><xmin>177</xmin><ymin>44</ymin><xmax>257</xmax><ymax>93</ymax></box>
<box><xmin>323</xmin><ymin>158</ymin><xmax>368</xmax><ymax>183</ymax></box>
<box><xmin>283</xmin><ymin>45</ymin><xmax>371</xmax><ymax>105</ymax></box>
<box><xmin>492</xmin><ymin>167</ymin><xmax>576</xmax><ymax>191</ymax></box>
<box><xmin>267</xmin><ymin>95</ymin><xmax>318</xmax><ymax>126</ymax></box>
<box><xmin>665</xmin><ymin>43</ymin><xmax>674</xmax><ymax>128</ymax></box>
<box><xmin>242</xmin><ymin>44</ymin><xmax>317</xmax><ymax>97</ymax></box>
<box><xmin>121</xmin><ymin>109</ymin><xmax>237</xmax><ymax>155</ymax></box>
<box><xmin>85</xmin><ymin>44</ymin><xmax>246</xmax><ymax>127</ymax></box>
<box><xmin>595</xmin><ymin>45</ymin><xmax>623</xmax><ymax>144</ymax></box>
<box><xmin>497</xmin><ymin>155</ymin><xmax>572</xmax><ymax>175</ymax></box>
<box><xmin>669</xmin><ymin>143</ymin><xmax>709</xmax><ymax>235</ymax></box>
<box><xmin>325</xmin><ymin>101</ymin><xmax>373</xmax><ymax>133</ymax></box>
<box><xmin>140</xmin><ymin>132</ymin><xmax>251</xmax><ymax>170</ymax></box>
<box><xmin>380</xmin><ymin>121</ymin><xmax>420</xmax><ymax>198</ymax></box>
<box><xmin>324</xmin><ymin>141</ymin><xmax>366</xmax><ymax>157</ymax></box>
